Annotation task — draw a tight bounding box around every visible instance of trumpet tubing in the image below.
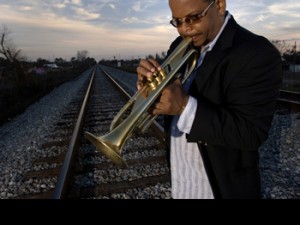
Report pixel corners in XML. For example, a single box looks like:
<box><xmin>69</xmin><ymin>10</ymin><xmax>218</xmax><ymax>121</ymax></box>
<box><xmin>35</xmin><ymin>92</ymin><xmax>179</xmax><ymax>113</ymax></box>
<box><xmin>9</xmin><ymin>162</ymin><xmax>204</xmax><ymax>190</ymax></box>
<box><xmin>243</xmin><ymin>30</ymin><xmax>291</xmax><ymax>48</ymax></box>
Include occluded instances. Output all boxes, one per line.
<box><xmin>85</xmin><ymin>37</ymin><xmax>198</xmax><ymax>168</ymax></box>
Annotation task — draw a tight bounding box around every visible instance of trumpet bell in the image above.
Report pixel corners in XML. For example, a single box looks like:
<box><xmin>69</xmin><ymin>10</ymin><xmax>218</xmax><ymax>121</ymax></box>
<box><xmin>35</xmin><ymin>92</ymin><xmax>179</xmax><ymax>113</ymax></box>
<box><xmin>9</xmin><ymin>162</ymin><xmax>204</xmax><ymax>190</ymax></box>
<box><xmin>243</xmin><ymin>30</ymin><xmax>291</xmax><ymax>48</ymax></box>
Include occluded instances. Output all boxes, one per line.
<box><xmin>85</xmin><ymin>131</ymin><xmax>128</xmax><ymax>168</ymax></box>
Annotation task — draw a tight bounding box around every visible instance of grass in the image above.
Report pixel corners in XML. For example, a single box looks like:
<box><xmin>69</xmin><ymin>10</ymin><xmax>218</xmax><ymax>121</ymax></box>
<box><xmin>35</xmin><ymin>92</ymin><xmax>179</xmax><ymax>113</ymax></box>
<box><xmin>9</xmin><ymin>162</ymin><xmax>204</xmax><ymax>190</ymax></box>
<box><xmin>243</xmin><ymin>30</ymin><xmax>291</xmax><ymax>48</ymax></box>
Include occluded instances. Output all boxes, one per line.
<box><xmin>0</xmin><ymin>68</ymin><xmax>85</xmax><ymax>126</ymax></box>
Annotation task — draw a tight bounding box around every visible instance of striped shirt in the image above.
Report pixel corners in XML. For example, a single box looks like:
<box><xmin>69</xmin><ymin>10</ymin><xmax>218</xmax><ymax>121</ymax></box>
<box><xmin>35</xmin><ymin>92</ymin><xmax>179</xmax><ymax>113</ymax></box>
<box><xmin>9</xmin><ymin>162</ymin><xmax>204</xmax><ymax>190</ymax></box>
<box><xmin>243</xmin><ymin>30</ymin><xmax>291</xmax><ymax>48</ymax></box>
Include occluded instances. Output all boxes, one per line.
<box><xmin>170</xmin><ymin>12</ymin><xmax>231</xmax><ymax>199</ymax></box>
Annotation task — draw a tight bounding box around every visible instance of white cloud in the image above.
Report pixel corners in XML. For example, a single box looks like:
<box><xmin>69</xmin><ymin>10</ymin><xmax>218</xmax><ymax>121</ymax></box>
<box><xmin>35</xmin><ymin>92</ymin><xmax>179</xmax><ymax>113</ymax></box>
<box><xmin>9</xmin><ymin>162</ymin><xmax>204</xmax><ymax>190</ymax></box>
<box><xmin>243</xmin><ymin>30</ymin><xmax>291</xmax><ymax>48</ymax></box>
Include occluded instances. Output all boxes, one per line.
<box><xmin>74</xmin><ymin>8</ymin><xmax>100</xmax><ymax>20</ymax></box>
<box><xmin>132</xmin><ymin>2</ymin><xmax>142</xmax><ymax>12</ymax></box>
<box><xmin>122</xmin><ymin>17</ymin><xmax>140</xmax><ymax>24</ymax></box>
<box><xmin>71</xmin><ymin>0</ymin><xmax>82</xmax><ymax>6</ymax></box>
<box><xmin>54</xmin><ymin>4</ymin><xmax>66</xmax><ymax>9</ymax></box>
<box><xmin>109</xmin><ymin>4</ymin><xmax>116</xmax><ymax>10</ymax></box>
<box><xmin>131</xmin><ymin>0</ymin><xmax>160</xmax><ymax>12</ymax></box>
<box><xmin>255</xmin><ymin>14</ymin><xmax>268</xmax><ymax>22</ymax></box>
<box><xmin>269</xmin><ymin>3</ymin><xmax>300</xmax><ymax>17</ymax></box>
<box><xmin>20</xmin><ymin>6</ymin><xmax>33</xmax><ymax>11</ymax></box>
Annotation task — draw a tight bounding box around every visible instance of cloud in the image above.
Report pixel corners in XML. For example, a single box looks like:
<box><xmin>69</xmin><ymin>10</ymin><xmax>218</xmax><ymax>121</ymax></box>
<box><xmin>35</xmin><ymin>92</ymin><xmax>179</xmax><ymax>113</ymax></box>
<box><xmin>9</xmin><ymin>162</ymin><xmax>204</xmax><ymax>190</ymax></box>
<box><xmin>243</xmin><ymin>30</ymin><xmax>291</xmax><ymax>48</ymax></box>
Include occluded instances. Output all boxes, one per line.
<box><xmin>74</xmin><ymin>7</ymin><xmax>100</xmax><ymax>20</ymax></box>
<box><xmin>269</xmin><ymin>2</ymin><xmax>300</xmax><ymax>17</ymax></box>
<box><xmin>109</xmin><ymin>4</ymin><xmax>116</xmax><ymax>10</ymax></box>
<box><xmin>71</xmin><ymin>0</ymin><xmax>82</xmax><ymax>6</ymax></box>
<box><xmin>132</xmin><ymin>2</ymin><xmax>142</xmax><ymax>12</ymax></box>
<box><xmin>226</xmin><ymin>0</ymin><xmax>300</xmax><ymax>40</ymax></box>
<box><xmin>54</xmin><ymin>3</ymin><xmax>66</xmax><ymax>9</ymax></box>
<box><xmin>130</xmin><ymin>0</ymin><xmax>161</xmax><ymax>13</ymax></box>
<box><xmin>122</xmin><ymin>17</ymin><xmax>140</xmax><ymax>24</ymax></box>
<box><xmin>20</xmin><ymin>6</ymin><xmax>33</xmax><ymax>11</ymax></box>
<box><xmin>255</xmin><ymin>15</ymin><xmax>268</xmax><ymax>22</ymax></box>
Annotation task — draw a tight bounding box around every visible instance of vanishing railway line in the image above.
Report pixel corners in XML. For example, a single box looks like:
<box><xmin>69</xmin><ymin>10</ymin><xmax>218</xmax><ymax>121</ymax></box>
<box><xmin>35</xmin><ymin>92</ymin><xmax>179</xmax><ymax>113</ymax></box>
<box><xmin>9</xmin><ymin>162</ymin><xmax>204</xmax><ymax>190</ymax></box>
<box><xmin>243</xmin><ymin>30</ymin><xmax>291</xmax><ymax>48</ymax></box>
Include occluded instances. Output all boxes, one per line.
<box><xmin>18</xmin><ymin>65</ymin><xmax>171</xmax><ymax>199</ymax></box>
<box><xmin>3</xmin><ymin>65</ymin><xmax>299</xmax><ymax>199</ymax></box>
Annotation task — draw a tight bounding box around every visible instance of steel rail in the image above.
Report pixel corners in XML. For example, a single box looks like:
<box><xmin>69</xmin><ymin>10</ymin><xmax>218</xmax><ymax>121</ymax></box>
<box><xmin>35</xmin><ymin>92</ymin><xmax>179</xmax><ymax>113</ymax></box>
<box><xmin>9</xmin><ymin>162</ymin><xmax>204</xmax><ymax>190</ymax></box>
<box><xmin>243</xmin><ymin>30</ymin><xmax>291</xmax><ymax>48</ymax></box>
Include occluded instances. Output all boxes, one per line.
<box><xmin>52</xmin><ymin>67</ymin><xmax>96</xmax><ymax>199</ymax></box>
<box><xmin>278</xmin><ymin>89</ymin><xmax>300</xmax><ymax>112</ymax></box>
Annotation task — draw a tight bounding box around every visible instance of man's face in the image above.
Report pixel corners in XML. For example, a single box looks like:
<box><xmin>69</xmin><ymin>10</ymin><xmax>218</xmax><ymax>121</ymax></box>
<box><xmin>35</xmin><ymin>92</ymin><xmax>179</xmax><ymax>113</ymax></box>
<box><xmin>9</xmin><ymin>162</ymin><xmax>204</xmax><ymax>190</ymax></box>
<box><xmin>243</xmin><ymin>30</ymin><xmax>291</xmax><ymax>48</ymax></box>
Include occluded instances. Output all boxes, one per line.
<box><xmin>169</xmin><ymin>0</ymin><xmax>225</xmax><ymax>48</ymax></box>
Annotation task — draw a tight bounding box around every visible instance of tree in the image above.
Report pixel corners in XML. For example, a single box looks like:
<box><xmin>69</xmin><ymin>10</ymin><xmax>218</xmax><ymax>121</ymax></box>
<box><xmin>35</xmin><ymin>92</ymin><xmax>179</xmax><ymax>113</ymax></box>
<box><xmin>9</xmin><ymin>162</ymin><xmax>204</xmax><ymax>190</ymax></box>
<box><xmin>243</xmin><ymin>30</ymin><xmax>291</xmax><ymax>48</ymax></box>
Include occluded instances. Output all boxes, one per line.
<box><xmin>0</xmin><ymin>25</ymin><xmax>25</xmax><ymax>90</ymax></box>
<box><xmin>36</xmin><ymin>58</ymin><xmax>49</xmax><ymax>67</ymax></box>
<box><xmin>55</xmin><ymin>57</ymin><xmax>66</xmax><ymax>66</ymax></box>
<box><xmin>77</xmin><ymin>50</ymin><xmax>89</xmax><ymax>61</ymax></box>
<box><xmin>0</xmin><ymin>25</ymin><xmax>23</xmax><ymax>62</ymax></box>
<box><xmin>271</xmin><ymin>40</ymin><xmax>294</xmax><ymax>56</ymax></box>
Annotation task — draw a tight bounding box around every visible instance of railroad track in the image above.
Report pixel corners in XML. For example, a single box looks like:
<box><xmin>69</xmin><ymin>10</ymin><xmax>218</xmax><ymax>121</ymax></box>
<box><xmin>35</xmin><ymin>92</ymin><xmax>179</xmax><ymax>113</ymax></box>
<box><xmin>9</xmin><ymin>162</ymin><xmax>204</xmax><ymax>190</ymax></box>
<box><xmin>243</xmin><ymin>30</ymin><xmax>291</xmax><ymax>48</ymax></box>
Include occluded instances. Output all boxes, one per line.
<box><xmin>18</xmin><ymin>65</ymin><xmax>171</xmax><ymax>199</ymax></box>
<box><xmin>277</xmin><ymin>90</ymin><xmax>300</xmax><ymax>112</ymax></box>
<box><xmin>14</xmin><ymin>66</ymin><xmax>300</xmax><ymax>199</ymax></box>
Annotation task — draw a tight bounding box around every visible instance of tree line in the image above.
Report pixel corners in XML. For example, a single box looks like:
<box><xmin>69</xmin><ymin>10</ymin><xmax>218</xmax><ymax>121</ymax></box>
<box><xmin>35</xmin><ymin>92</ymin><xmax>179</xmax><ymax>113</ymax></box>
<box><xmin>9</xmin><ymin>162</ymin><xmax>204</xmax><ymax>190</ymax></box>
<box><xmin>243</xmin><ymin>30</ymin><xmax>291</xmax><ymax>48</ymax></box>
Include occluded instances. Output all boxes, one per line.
<box><xmin>271</xmin><ymin>40</ymin><xmax>300</xmax><ymax>64</ymax></box>
<box><xmin>0</xmin><ymin>26</ymin><xmax>97</xmax><ymax>93</ymax></box>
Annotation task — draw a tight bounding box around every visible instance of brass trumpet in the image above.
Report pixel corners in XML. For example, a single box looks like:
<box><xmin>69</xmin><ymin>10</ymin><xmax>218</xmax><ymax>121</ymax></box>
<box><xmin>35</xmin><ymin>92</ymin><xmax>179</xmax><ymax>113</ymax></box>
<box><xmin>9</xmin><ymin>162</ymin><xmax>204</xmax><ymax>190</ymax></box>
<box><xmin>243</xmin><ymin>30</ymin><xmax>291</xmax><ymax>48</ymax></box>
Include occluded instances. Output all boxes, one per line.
<box><xmin>85</xmin><ymin>37</ymin><xmax>198</xmax><ymax>168</ymax></box>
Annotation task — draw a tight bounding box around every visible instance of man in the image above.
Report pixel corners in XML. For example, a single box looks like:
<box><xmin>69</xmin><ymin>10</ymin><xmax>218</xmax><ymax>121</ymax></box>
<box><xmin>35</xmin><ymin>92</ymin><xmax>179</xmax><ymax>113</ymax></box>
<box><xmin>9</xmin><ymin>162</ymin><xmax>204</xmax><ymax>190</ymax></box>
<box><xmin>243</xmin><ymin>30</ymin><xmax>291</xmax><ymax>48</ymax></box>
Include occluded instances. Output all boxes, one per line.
<box><xmin>137</xmin><ymin>0</ymin><xmax>282</xmax><ymax>199</ymax></box>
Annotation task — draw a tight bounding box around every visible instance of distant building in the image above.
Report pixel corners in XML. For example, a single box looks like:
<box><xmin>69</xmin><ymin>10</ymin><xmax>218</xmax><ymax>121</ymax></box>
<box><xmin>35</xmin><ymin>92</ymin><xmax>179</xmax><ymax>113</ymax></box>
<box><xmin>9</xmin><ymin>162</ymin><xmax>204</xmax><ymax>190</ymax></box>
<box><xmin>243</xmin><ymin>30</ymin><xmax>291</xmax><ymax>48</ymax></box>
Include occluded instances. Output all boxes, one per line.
<box><xmin>45</xmin><ymin>63</ymin><xmax>59</xmax><ymax>69</ymax></box>
<box><xmin>117</xmin><ymin>61</ymin><xmax>121</xmax><ymax>67</ymax></box>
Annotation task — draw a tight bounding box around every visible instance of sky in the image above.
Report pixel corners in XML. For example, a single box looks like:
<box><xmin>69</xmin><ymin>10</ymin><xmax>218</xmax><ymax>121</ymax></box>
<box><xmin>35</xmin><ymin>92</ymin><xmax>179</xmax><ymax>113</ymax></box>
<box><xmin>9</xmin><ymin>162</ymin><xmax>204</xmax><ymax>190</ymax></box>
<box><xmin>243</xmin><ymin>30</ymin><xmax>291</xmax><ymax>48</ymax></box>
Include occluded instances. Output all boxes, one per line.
<box><xmin>0</xmin><ymin>0</ymin><xmax>299</xmax><ymax>61</ymax></box>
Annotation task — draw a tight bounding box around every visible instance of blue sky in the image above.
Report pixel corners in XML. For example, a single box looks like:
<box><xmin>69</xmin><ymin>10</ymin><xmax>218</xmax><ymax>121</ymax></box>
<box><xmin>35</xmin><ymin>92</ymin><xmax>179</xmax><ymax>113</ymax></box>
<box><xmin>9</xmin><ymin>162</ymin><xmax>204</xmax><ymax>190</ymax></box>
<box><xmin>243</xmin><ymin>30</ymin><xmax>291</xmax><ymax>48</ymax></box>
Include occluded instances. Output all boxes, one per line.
<box><xmin>0</xmin><ymin>0</ymin><xmax>299</xmax><ymax>61</ymax></box>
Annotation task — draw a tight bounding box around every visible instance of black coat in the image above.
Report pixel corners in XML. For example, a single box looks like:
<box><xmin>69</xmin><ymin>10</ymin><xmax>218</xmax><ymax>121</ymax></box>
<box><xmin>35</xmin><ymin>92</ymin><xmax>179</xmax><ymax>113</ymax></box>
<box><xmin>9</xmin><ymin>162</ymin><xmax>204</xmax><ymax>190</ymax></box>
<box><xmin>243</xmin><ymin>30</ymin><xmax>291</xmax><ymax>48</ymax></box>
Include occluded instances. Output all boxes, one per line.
<box><xmin>165</xmin><ymin>16</ymin><xmax>282</xmax><ymax>199</ymax></box>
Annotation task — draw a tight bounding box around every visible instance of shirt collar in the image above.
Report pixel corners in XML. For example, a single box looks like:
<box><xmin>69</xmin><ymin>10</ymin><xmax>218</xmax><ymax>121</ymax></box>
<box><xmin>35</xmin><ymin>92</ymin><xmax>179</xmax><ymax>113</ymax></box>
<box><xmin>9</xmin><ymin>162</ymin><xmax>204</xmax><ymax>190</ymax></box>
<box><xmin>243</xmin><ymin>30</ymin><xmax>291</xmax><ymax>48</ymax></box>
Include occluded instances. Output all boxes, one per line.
<box><xmin>201</xmin><ymin>11</ymin><xmax>231</xmax><ymax>54</ymax></box>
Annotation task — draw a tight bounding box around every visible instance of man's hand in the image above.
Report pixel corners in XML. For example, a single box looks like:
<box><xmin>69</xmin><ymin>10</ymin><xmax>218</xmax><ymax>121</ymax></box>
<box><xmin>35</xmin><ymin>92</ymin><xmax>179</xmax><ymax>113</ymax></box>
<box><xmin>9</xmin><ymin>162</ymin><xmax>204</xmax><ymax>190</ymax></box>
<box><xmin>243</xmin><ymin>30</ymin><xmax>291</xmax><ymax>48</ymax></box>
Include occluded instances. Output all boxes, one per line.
<box><xmin>136</xmin><ymin>58</ymin><xmax>162</xmax><ymax>90</ymax></box>
<box><xmin>150</xmin><ymin>79</ymin><xmax>189</xmax><ymax>116</ymax></box>
<box><xmin>136</xmin><ymin>58</ymin><xmax>189</xmax><ymax>116</ymax></box>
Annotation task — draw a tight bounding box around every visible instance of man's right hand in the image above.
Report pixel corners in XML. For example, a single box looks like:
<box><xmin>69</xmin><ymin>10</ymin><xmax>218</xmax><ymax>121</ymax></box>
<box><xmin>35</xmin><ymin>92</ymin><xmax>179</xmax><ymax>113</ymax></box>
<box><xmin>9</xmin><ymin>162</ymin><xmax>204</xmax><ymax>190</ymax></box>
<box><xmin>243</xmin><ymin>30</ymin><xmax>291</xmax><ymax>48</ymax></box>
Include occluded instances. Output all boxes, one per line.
<box><xmin>136</xmin><ymin>58</ymin><xmax>162</xmax><ymax>90</ymax></box>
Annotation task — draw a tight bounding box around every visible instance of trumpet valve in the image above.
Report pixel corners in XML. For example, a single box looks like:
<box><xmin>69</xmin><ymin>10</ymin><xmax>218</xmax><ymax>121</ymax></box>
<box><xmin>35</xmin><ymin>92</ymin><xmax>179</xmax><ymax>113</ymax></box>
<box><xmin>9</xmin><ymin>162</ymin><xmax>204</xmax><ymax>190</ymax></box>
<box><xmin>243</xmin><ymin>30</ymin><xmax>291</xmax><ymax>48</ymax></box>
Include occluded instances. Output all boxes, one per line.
<box><xmin>147</xmin><ymin>76</ymin><xmax>158</xmax><ymax>90</ymax></box>
<box><xmin>153</xmin><ymin>72</ymin><xmax>162</xmax><ymax>84</ymax></box>
<box><xmin>159</xmin><ymin>69</ymin><xmax>167</xmax><ymax>80</ymax></box>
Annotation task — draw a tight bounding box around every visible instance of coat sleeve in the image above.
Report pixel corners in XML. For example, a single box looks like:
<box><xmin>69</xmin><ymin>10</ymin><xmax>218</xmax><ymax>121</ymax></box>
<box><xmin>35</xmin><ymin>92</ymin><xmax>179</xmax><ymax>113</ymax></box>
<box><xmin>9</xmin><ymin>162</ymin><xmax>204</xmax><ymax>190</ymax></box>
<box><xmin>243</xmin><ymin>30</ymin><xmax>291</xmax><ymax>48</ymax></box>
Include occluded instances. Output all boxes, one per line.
<box><xmin>187</xmin><ymin>38</ymin><xmax>282</xmax><ymax>150</ymax></box>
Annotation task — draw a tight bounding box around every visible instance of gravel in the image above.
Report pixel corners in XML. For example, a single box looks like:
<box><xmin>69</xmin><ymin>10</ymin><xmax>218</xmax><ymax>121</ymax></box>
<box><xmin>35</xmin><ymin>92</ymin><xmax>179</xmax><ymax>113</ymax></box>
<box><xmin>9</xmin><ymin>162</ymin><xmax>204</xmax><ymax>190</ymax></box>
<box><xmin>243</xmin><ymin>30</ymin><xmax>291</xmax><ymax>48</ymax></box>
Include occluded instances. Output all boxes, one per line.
<box><xmin>260</xmin><ymin>111</ymin><xmax>300</xmax><ymax>199</ymax></box>
<box><xmin>0</xmin><ymin>69</ymin><xmax>92</xmax><ymax>198</ymax></box>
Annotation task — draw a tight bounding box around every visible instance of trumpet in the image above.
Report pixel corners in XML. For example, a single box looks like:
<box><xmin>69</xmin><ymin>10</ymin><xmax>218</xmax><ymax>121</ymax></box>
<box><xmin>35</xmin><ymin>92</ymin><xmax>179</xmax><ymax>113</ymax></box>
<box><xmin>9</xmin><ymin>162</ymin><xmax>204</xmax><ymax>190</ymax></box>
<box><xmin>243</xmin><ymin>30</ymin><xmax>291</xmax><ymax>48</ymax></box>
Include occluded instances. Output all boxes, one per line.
<box><xmin>85</xmin><ymin>37</ymin><xmax>198</xmax><ymax>168</ymax></box>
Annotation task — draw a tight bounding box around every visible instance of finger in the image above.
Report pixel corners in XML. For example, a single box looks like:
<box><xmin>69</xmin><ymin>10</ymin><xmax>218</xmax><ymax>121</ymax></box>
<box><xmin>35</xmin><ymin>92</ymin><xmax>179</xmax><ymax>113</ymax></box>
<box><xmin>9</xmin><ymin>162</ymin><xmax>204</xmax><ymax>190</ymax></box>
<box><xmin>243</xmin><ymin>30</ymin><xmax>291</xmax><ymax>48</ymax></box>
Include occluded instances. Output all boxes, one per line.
<box><xmin>137</xmin><ymin>67</ymin><xmax>153</xmax><ymax>80</ymax></box>
<box><xmin>174</xmin><ymin>78</ymin><xmax>182</xmax><ymax>85</ymax></box>
<box><xmin>151</xmin><ymin>101</ymin><xmax>166</xmax><ymax>115</ymax></box>
<box><xmin>139</xmin><ymin>59</ymin><xmax>157</xmax><ymax>74</ymax></box>
<box><xmin>148</xmin><ymin>58</ymin><xmax>162</xmax><ymax>71</ymax></box>
<box><xmin>140</xmin><ymin>59</ymin><xmax>162</xmax><ymax>78</ymax></box>
<box><xmin>136</xmin><ymin>80</ymin><xmax>144</xmax><ymax>90</ymax></box>
<box><xmin>137</xmin><ymin>66</ymin><xmax>150</xmax><ymax>79</ymax></box>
